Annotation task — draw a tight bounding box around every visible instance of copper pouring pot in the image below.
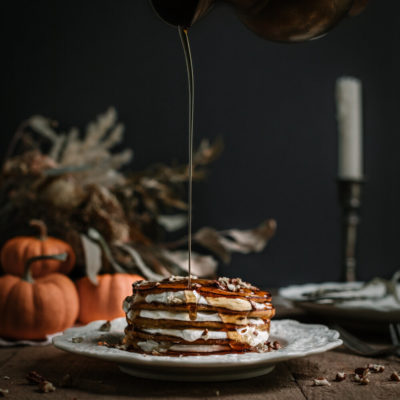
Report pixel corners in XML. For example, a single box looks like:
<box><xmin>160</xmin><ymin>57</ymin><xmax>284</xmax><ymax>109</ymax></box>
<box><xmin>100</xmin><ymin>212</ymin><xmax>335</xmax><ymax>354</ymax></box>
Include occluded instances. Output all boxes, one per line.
<box><xmin>149</xmin><ymin>0</ymin><xmax>368</xmax><ymax>42</ymax></box>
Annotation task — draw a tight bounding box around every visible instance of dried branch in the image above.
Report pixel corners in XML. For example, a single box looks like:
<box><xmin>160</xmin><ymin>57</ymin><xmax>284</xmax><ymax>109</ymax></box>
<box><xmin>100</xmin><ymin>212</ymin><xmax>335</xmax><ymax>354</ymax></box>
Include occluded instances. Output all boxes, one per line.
<box><xmin>0</xmin><ymin>108</ymin><xmax>275</xmax><ymax>282</ymax></box>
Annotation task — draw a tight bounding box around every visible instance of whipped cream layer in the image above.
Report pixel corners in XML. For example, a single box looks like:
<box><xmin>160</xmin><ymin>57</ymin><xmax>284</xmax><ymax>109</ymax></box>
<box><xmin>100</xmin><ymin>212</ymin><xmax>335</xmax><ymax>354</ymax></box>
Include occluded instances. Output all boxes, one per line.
<box><xmin>142</xmin><ymin>328</ymin><xmax>227</xmax><ymax>341</ymax></box>
<box><xmin>139</xmin><ymin>309</ymin><xmax>222</xmax><ymax>322</ymax></box>
<box><xmin>169</xmin><ymin>344</ymin><xmax>228</xmax><ymax>353</ymax></box>
<box><xmin>137</xmin><ymin>309</ymin><xmax>266</xmax><ymax>326</ymax></box>
<box><xmin>144</xmin><ymin>291</ymin><xmax>207</xmax><ymax>306</ymax></box>
<box><xmin>138</xmin><ymin>290</ymin><xmax>268</xmax><ymax>312</ymax></box>
<box><xmin>139</xmin><ymin>325</ymin><xmax>269</xmax><ymax>346</ymax></box>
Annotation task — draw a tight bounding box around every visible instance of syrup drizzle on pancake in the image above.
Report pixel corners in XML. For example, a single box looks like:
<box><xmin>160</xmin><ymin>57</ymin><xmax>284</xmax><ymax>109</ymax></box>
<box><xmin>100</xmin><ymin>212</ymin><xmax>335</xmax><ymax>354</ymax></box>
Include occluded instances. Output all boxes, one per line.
<box><xmin>123</xmin><ymin>277</ymin><xmax>275</xmax><ymax>355</ymax></box>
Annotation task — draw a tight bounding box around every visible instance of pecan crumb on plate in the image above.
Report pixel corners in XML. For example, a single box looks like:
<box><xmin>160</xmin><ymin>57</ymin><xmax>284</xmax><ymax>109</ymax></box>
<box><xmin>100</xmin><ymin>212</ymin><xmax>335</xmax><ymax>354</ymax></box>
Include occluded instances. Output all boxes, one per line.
<box><xmin>270</xmin><ymin>341</ymin><xmax>281</xmax><ymax>350</ymax></box>
<box><xmin>99</xmin><ymin>320</ymin><xmax>111</xmax><ymax>332</ymax></box>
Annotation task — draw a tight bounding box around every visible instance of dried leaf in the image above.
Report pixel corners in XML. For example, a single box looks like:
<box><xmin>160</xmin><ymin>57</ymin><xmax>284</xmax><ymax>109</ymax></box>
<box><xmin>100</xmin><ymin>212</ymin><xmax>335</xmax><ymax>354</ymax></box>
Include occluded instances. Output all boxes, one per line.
<box><xmin>193</xmin><ymin>227</ymin><xmax>232</xmax><ymax>263</ymax></box>
<box><xmin>83</xmin><ymin>185</ymin><xmax>130</xmax><ymax>243</ymax></box>
<box><xmin>28</xmin><ymin>116</ymin><xmax>58</xmax><ymax>141</ymax></box>
<box><xmin>87</xmin><ymin>228</ymin><xmax>125</xmax><ymax>273</ymax></box>
<box><xmin>161</xmin><ymin>249</ymin><xmax>218</xmax><ymax>277</ymax></box>
<box><xmin>130</xmin><ymin>245</ymin><xmax>180</xmax><ymax>277</ymax></box>
<box><xmin>80</xmin><ymin>233</ymin><xmax>102</xmax><ymax>285</ymax></box>
<box><xmin>173</xmin><ymin>219</ymin><xmax>277</xmax><ymax>265</ymax></box>
<box><xmin>193</xmin><ymin>137</ymin><xmax>224</xmax><ymax>166</ymax></box>
<box><xmin>101</xmin><ymin>123</ymin><xmax>124</xmax><ymax>150</ymax></box>
<box><xmin>0</xmin><ymin>109</ymin><xmax>276</xmax><ymax>284</ymax></box>
<box><xmin>157</xmin><ymin>192</ymin><xmax>188</xmax><ymax>210</ymax></box>
<box><xmin>157</xmin><ymin>214</ymin><xmax>187</xmax><ymax>232</ymax></box>
<box><xmin>117</xmin><ymin>243</ymin><xmax>164</xmax><ymax>281</ymax></box>
<box><xmin>46</xmin><ymin>107</ymin><xmax>132</xmax><ymax>187</ymax></box>
<box><xmin>62</xmin><ymin>127</ymin><xmax>79</xmax><ymax>158</ymax></box>
<box><xmin>48</xmin><ymin>133</ymin><xmax>66</xmax><ymax>161</ymax></box>
<box><xmin>219</xmin><ymin>219</ymin><xmax>277</xmax><ymax>254</ymax></box>
<box><xmin>3</xmin><ymin>150</ymin><xmax>57</xmax><ymax>177</ymax></box>
<box><xmin>84</xmin><ymin>107</ymin><xmax>117</xmax><ymax>148</ymax></box>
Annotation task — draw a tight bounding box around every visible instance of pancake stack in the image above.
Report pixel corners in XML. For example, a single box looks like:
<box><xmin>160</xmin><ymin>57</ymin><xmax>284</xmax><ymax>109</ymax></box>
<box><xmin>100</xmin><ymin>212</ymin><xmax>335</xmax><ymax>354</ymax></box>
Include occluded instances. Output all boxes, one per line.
<box><xmin>123</xmin><ymin>276</ymin><xmax>275</xmax><ymax>355</ymax></box>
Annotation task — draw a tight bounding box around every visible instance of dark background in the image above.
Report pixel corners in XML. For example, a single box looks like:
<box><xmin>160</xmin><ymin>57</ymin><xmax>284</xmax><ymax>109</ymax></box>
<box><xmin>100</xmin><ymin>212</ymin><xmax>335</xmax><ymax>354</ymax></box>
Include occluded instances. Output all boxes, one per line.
<box><xmin>1</xmin><ymin>0</ymin><xmax>399</xmax><ymax>288</ymax></box>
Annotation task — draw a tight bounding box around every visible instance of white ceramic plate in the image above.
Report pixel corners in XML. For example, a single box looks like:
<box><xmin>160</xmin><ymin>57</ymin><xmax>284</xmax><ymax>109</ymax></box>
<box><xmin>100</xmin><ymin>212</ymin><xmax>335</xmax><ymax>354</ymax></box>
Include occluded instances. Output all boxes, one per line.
<box><xmin>53</xmin><ymin>318</ymin><xmax>341</xmax><ymax>381</ymax></box>
<box><xmin>280</xmin><ymin>281</ymin><xmax>400</xmax><ymax>323</ymax></box>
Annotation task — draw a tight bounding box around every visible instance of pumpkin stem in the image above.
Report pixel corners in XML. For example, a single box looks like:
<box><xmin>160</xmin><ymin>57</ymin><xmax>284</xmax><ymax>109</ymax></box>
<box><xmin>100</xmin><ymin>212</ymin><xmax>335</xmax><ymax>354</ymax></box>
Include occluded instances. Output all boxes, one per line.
<box><xmin>29</xmin><ymin>219</ymin><xmax>48</xmax><ymax>240</ymax></box>
<box><xmin>24</xmin><ymin>253</ymin><xmax>68</xmax><ymax>283</ymax></box>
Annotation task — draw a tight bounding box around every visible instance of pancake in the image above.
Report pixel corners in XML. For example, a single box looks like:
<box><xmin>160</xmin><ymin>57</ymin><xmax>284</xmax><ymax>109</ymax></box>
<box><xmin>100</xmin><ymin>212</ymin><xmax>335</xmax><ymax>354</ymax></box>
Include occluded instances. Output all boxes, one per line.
<box><xmin>123</xmin><ymin>276</ymin><xmax>275</xmax><ymax>355</ymax></box>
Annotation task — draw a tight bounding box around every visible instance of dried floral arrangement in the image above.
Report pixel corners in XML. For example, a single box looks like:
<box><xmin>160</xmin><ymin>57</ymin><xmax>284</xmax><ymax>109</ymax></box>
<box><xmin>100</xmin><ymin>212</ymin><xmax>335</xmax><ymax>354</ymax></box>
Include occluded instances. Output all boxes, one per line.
<box><xmin>0</xmin><ymin>108</ymin><xmax>276</xmax><ymax>284</ymax></box>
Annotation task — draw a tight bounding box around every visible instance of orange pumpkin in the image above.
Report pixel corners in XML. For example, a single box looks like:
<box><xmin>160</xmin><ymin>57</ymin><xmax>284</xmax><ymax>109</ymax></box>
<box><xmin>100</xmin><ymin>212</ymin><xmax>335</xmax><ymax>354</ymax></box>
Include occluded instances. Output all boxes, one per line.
<box><xmin>0</xmin><ymin>253</ymin><xmax>79</xmax><ymax>340</ymax></box>
<box><xmin>1</xmin><ymin>219</ymin><xmax>75</xmax><ymax>278</ymax></box>
<box><xmin>76</xmin><ymin>273</ymin><xmax>143</xmax><ymax>323</ymax></box>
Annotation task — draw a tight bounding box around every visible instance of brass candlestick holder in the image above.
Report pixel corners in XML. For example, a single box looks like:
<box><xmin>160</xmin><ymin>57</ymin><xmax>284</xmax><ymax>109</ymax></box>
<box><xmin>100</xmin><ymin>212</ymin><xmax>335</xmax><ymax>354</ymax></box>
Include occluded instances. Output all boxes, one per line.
<box><xmin>338</xmin><ymin>177</ymin><xmax>365</xmax><ymax>282</ymax></box>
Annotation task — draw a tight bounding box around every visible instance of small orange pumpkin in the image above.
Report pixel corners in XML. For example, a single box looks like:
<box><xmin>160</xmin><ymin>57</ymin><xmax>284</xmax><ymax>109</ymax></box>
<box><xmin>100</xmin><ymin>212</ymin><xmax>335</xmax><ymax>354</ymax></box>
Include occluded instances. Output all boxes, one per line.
<box><xmin>0</xmin><ymin>253</ymin><xmax>79</xmax><ymax>340</ymax></box>
<box><xmin>1</xmin><ymin>219</ymin><xmax>75</xmax><ymax>278</ymax></box>
<box><xmin>76</xmin><ymin>273</ymin><xmax>143</xmax><ymax>323</ymax></box>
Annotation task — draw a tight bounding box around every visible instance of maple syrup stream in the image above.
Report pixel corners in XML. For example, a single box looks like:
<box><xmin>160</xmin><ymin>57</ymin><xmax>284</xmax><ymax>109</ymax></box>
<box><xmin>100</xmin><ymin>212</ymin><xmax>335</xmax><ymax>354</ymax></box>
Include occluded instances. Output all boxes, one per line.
<box><xmin>178</xmin><ymin>26</ymin><xmax>194</xmax><ymax>289</ymax></box>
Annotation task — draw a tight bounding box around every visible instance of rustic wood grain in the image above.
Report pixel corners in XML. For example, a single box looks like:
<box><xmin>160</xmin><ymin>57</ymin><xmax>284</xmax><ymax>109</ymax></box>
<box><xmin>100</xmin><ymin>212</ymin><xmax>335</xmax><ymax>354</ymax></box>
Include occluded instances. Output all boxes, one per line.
<box><xmin>0</xmin><ymin>348</ymin><xmax>16</xmax><ymax>367</ymax></box>
<box><xmin>0</xmin><ymin>345</ymin><xmax>304</xmax><ymax>400</ymax></box>
<box><xmin>1</xmin><ymin>342</ymin><xmax>400</xmax><ymax>399</ymax></box>
<box><xmin>287</xmin><ymin>346</ymin><xmax>400</xmax><ymax>400</ymax></box>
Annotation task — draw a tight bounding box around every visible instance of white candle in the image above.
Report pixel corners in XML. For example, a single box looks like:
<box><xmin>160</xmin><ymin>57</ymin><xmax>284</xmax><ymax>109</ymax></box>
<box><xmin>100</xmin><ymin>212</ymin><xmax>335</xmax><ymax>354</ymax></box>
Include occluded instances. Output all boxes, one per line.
<box><xmin>335</xmin><ymin>77</ymin><xmax>363</xmax><ymax>179</ymax></box>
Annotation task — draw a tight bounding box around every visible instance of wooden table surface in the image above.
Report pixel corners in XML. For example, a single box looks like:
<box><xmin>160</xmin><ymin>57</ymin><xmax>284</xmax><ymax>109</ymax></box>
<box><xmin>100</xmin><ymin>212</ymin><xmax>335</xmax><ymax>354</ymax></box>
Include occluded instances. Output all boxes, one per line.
<box><xmin>1</xmin><ymin>299</ymin><xmax>399</xmax><ymax>400</ymax></box>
